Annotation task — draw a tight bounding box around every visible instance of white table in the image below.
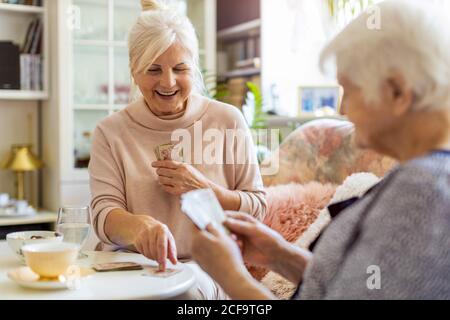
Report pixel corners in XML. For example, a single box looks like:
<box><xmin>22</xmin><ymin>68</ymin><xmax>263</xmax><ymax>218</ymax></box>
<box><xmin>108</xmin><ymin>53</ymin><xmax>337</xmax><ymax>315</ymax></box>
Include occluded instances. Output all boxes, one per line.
<box><xmin>0</xmin><ymin>241</ymin><xmax>195</xmax><ymax>300</ymax></box>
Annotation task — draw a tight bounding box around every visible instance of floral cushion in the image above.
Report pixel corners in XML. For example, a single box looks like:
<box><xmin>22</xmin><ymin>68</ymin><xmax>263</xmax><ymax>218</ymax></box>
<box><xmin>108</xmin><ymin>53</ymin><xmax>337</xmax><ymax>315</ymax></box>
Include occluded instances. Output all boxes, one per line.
<box><xmin>263</xmin><ymin>119</ymin><xmax>397</xmax><ymax>186</ymax></box>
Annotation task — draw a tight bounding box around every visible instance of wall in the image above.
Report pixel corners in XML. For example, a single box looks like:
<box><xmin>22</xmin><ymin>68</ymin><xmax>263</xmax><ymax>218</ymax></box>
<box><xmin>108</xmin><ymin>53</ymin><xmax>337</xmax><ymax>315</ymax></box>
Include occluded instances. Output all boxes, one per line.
<box><xmin>217</xmin><ymin>0</ymin><xmax>260</xmax><ymax>30</ymax></box>
<box><xmin>41</xmin><ymin>0</ymin><xmax>61</xmax><ymax>213</ymax></box>
<box><xmin>261</xmin><ymin>0</ymin><xmax>332</xmax><ymax>116</ymax></box>
<box><xmin>0</xmin><ymin>101</ymin><xmax>39</xmax><ymax>207</ymax></box>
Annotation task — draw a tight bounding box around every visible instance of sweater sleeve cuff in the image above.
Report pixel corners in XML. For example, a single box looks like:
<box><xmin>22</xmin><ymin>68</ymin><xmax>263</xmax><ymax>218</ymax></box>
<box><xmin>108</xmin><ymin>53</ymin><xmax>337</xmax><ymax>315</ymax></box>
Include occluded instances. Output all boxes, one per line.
<box><xmin>237</xmin><ymin>190</ymin><xmax>252</xmax><ymax>215</ymax></box>
<box><xmin>94</xmin><ymin>207</ymin><xmax>118</xmax><ymax>246</ymax></box>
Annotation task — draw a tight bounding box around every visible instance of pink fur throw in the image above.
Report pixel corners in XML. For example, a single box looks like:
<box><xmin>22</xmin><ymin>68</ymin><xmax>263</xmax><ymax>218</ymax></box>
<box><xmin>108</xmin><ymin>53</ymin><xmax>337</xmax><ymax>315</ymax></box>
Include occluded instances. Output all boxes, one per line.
<box><xmin>247</xmin><ymin>182</ymin><xmax>336</xmax><ymax>280</ymax></box>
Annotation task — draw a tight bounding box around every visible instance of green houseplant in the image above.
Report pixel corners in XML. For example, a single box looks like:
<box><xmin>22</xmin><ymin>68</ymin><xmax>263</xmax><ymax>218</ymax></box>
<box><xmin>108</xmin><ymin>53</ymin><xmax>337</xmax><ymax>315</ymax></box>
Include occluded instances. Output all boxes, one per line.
<box><xmin>244</xmin><ymin>82</ymin><xmax>277</xmax><ymax>164</ymax></box>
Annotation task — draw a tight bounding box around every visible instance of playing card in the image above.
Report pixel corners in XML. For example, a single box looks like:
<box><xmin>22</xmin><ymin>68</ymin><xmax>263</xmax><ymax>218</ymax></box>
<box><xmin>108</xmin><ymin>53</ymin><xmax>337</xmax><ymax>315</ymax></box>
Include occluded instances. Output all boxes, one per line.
<box><xmin>154</xmin><ymin>143</ymin><xmax>183</xmax><ymax>161</ymax></box>
<box><xmin>142</xmin><ymin>266</ymin><xmax>182</xmax><ymax>278</ymax></box>
<box><xmin>180</xmin><ymin>189</ymin><xmax>229</xmax><ymax>234</ymax></box>
<box><xmin>92</xmin><ymin>262</ymin><xmax>143</xmax><ymax>272</ymax></box>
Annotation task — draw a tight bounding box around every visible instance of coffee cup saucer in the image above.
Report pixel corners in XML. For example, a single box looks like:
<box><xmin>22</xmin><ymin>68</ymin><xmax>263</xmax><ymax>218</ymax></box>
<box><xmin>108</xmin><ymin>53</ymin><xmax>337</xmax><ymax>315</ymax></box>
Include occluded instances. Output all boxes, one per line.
<box><xmin>7</xmin><ymin>266</ymin><xmax>95</xmax><ymax>290</ymax></box>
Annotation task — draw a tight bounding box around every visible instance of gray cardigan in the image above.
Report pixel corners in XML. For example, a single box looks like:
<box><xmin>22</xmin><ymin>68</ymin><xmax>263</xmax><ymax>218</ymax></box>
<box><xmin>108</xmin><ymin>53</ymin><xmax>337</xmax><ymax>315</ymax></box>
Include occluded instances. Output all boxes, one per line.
<box><xmin>298</xmin><ymin>151</ymin><xmax>450</xmax><ymax>300</ymax></box>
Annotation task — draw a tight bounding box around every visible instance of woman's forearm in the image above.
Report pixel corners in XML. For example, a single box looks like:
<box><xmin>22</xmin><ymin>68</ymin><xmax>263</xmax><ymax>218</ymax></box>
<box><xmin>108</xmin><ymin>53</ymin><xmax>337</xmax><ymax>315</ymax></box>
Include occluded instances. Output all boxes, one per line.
<box><xmin>270</xmin><ymin>245</ymin><xmax>312</xmax><ymax>284</ymax></box>
<box><xmin>209</xmin><ymin>183</ymin><xmax>241</xmax><ymax>211</ymax></box>
<box><xmin>104</xmin><ymin>208</ymin><xmax>150</xmax><ymax>248</ymax></box>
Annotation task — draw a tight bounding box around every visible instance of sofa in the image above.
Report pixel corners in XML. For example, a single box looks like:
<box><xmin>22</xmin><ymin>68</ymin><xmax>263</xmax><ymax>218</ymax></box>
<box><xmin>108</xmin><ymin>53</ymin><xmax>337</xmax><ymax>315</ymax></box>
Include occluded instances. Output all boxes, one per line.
<box><xmin>251</xmin><ymin>118</ymin><xmax>397</xmax><ymax>298</ymax></box>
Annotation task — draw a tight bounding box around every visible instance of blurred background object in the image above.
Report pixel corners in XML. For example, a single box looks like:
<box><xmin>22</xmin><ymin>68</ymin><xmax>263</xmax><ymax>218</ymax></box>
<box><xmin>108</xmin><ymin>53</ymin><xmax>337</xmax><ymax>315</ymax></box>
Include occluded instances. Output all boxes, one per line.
<box><xmin>1</xmin><ymin>144</ymin><xmax>43</xmax><ymax>202</ymax></box>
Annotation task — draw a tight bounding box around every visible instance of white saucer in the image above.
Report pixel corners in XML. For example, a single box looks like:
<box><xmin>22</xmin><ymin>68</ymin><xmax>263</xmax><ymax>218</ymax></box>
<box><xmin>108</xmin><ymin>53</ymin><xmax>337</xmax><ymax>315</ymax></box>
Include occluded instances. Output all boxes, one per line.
<box><xmin>7</xmin><ymin>266</ymin><xmax>95</xmax><ymax>290</ymax></box>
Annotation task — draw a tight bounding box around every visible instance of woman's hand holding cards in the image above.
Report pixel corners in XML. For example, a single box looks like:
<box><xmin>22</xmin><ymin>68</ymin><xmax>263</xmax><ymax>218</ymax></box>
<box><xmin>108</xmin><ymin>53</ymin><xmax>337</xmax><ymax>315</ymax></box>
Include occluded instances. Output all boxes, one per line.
<box><xmin>133</xmin><ymin>215</ymin><xmax>178</xmax><ymax>271</ymax></box>
<box><xmin>152</xmin><ymin>160</ymin><xmax>212</xmax><ymax>196</ymax></box>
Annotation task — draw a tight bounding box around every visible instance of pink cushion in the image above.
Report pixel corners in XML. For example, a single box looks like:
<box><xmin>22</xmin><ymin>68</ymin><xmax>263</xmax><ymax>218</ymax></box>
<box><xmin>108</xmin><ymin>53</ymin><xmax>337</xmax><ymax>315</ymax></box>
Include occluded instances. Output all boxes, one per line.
<box><xmin>248</xmin><ymin>182</ymin><xmax>336</xmax><ymax>280</ymax></box>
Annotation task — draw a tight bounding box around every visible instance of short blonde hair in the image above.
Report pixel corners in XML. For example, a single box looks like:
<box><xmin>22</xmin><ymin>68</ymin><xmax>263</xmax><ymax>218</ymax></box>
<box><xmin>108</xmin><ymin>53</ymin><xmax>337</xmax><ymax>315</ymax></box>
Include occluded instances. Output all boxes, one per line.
<box><xmin>320</xmin><ymin>0</ymin><xmax>450</xmax><ymax>112</ymax></box>
<box><xmin>128</xmin><ymin>0</ymin><xmax>205</xmax><ymax>100</ymax></box>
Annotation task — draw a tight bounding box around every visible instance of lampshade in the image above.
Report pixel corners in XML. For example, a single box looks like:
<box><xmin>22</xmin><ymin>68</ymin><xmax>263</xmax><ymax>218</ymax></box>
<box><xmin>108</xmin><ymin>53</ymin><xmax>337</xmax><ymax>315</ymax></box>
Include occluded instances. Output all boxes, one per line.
<box><xmin>1</xmin><ymin>144</ymin><xmax>43</xmax><ymax>172</ymax></box>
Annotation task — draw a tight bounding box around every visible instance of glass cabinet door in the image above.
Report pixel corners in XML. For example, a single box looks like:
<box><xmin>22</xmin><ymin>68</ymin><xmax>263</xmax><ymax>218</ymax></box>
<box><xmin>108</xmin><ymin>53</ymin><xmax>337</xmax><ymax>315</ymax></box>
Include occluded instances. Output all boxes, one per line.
<box><xmin>74</xmin><ymin>110</ymin><xmax>109</xmax><ymax>168</ymax></box>
<box><xmin>113</xmin><ymin>0</ymin><xmax>141</xmax><ymax>42</ymax></box>
<box><xmin>72</xmin><ymin>0</ymin><xmax>141</xmax><ymax>169</ymax></box>
<box><xmin>113</xmin><ymin>46</ymin><xmax>130</xmax><ymax>106</ymax></box>
<box><xmin>73</xmin><ymin>0</ymin><xmax>109</xmax><ymax>41</ymax></box>
<box><xmin>73</xmin><ymin>46</ymin><xmax>109</xmax><ymax>105</ymax></box>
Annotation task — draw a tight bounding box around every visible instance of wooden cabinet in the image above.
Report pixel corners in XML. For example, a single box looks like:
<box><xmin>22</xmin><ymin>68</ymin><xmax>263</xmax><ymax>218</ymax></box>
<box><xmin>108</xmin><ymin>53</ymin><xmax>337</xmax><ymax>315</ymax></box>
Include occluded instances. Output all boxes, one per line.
<box><xmin>216</xmin><ymin>0</ymin><xmax>261</xmax><ymax>109</ymax></box>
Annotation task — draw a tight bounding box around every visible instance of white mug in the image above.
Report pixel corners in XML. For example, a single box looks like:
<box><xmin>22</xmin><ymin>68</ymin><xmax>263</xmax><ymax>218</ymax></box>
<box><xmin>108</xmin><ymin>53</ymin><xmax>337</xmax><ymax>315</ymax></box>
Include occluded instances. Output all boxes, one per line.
<box><xmin>15</xmin><ymin>200</ymin><xmax>28</xmax><ymax>214</ymax></box>
<box><xmin>0</xmin><ymin>193</ymin><xmax>9</xmax><ymax>207</ymax></box>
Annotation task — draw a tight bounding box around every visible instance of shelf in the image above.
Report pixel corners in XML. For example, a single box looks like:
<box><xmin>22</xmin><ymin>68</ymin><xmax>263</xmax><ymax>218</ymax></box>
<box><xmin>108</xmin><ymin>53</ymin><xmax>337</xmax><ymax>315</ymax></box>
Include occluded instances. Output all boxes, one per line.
<box><xmin>74</xmin><ymin>39</ymin><xmax>128</xmax><ymax>47</ymax></box>
<box><xmin>219</xmin><ymin>67</ymin><xmax>260</xmax><ymax>80</ymax></box>
<box><xmin>0</xmin><ymin>210</ymin><xmax>57</xmax><ymax>227</ymax></box>
<box><xmin>217</xmin><ymin>19</ymin><xmax>261</xmax><ymax>41</ymax></box>
<box><xmin>74</xmin><ymin>104</ymin><xmax>110</xmax><ymax>111</ymax></box>
<box><xmin>266</xmin><ymin>114</ymin><xmax>347</xmax><ymax>127</ymax></box>
<box><xmin>0</xmin><ymin>3</ymin><xmax>44</xmax><ymax>14</ymax></box>
<box><xmin>74</xmin><ymin>104</ymin><xmax>127</xmax><ymax>111</ymax></box>
<box><xmin>0</xmin><ymin>90</ymin><xmax>48</xmax><ymax>100</ymax></box>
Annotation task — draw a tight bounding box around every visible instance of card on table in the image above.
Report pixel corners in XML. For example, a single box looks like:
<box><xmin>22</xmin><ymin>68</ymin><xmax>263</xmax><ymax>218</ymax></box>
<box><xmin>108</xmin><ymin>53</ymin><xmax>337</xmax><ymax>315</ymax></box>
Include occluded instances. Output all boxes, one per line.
<box><xmin>142</xmin><ymin>266</ymin><xmax>182</xmax><ymax>278</ymax></box>
<box><xmin>92</xmin><ymin>262</ymin><xmax>143</xmax><ymax>272</ymax></box>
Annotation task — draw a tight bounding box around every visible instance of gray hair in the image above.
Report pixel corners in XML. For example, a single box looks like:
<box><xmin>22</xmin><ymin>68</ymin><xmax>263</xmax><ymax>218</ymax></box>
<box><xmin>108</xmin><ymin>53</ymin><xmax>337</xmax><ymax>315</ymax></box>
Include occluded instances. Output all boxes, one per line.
<box><xmin>320</xmin><ymin>0</ymin><xmax>450</xmax><ymax>112</ymax></box>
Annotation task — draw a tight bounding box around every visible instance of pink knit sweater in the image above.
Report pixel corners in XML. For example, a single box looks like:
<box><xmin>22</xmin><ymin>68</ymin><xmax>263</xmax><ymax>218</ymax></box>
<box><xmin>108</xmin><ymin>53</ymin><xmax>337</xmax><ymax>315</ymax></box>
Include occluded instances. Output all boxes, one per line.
<box><xmin>89</xmin><ymin>94</ymin><xmax>267</xmax><ymax>257</ymax></box>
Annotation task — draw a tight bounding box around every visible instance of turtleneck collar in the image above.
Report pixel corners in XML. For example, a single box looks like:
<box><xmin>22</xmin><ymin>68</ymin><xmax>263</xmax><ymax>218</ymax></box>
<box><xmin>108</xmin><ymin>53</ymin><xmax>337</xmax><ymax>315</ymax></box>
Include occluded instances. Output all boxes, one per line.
<box><xmin>125</xmin><ymin>93</ymin><xmax>210</xmax><ymax>132</ymax></box>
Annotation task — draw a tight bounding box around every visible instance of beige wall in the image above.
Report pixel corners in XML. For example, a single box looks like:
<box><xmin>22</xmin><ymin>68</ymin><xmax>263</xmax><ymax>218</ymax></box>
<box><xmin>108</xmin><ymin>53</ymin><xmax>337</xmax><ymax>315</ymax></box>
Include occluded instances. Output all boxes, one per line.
<box><xmin>0</xmin><ymin>100</ymin><xmax>40</xmax><ymax>207</ymax></box>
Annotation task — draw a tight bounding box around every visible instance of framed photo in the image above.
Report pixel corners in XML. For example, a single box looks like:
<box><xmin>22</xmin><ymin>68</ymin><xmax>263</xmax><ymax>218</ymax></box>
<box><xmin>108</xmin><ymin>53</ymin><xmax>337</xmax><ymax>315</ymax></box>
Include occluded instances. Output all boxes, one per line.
<box><xmin>298</xmin><ymin>85</ymin><xmax>342</xmax><ymax>116</ymax></box>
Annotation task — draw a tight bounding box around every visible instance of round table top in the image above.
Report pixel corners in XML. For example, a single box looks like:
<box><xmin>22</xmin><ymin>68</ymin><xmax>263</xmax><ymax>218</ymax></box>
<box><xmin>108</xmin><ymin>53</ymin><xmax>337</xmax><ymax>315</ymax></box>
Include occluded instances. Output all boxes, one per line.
<box><xmin>0</xmin><ymin>241</ymin><xmax>195</xmax><ymax>300</ymax></box>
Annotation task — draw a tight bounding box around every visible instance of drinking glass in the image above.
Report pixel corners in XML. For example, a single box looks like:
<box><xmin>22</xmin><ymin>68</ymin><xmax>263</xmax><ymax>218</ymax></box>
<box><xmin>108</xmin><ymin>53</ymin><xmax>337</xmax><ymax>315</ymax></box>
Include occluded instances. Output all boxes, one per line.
<box><xmin>56</xmin><ymin>206</ymin><xmax>91</xmax><ymax>259</ymax></box>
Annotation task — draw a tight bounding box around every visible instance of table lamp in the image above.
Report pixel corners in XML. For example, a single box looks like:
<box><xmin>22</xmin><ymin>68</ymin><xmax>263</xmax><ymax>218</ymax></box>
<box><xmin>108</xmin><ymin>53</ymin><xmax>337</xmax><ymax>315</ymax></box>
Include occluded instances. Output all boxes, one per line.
<box><xmin>0</xmin><ymin>144</ymin><xmax>43</xmax><ymax>201</ymax></box>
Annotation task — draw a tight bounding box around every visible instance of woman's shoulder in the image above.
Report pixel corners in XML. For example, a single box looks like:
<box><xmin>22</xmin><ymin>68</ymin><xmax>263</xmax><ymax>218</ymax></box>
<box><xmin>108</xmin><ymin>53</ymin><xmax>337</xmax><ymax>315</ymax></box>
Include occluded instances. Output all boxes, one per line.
<box><xmin>198</xmin><ymin>94</ymin><xmax>247</xmax><ymax>126</ymax></box>
<box><xmin>398</xmin><ymin>152</ymin><xmax>450</xmax><ymax>185</ymax></box>
<box><xmin>372</xmin><ymin>153</ymin><xmax>450</xmax><ymax>218</ymax></box>
<box><xmin>94</xmin><ymin>101</ymin><xmax>136</xmax><ymax>134</ymax></box>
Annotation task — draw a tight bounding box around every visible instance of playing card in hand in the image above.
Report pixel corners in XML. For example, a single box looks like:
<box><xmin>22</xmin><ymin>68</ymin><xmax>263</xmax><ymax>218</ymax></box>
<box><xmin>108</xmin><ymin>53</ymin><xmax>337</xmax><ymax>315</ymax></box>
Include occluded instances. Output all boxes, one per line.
<box><xmin>181</xmin><ymin>189</ymin><xmax>229</xmax><ymax>234</ymax></box>
<box><xmin>154</xmin><ymin>143</ymin><xmax>183</xmax><ymax>161</ymax></box>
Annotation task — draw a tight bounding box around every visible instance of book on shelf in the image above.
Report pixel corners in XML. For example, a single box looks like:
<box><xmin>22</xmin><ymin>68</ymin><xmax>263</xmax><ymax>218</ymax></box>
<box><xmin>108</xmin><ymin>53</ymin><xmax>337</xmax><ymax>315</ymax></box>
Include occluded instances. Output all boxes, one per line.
<box><xmin>20</xmin><ymin>54</ymin><xmax>42</xmax><ymax>91</ymax></box>
<box><xmin>235</xmin><ymin>57</ymin><xmax>261</xmax><ymax>69</ymax></box>
<box><xmin>19</xmin><ymin>17</ymin><xmax>43</xmax><ymax>91</ymax></box>
<box><xmin>0</xmin><ymin>42</ymin><xmax>20</xmax><ymax>90</ymax></box>
<box><xmin>29</xmin><ymin>17</ymin><xmax>42</xmax><ymax>54</ymax></box>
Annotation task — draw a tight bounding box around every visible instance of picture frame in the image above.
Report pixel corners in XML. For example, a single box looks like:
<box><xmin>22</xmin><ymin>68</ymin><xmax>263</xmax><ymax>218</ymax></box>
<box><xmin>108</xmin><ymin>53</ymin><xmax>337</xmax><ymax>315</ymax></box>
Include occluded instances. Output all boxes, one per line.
<box><xmin>298</xmin><ymin>85</ymin><xmax>342</xmax><ymax>116</ymax></box>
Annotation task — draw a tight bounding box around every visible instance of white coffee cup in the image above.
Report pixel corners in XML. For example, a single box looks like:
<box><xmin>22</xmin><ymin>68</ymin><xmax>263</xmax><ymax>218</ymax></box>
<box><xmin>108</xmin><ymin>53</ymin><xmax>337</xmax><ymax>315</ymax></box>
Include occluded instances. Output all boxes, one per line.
<box><xmin>0</xmin><ymin>193</ymin><xmax>9</xmax><ymax>207</ymax></box>
<box><xmin>15</xmin><ymin>200</ymin><xmax>28</xmax><ymax>214</ymax></box>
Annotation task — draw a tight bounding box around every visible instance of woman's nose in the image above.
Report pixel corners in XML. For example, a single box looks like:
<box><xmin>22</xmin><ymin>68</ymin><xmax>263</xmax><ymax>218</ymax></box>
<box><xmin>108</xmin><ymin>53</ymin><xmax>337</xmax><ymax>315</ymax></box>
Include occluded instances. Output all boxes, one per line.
<box><xmin>339</xmin><ymin>96</ymin><xmax>347</xmax><ymax>116</ymax></box>
<box><xmin>338</xmin><ymin>87</ymin><xmax>347</xmax><ymax>116</ymax></box>
<box><xmin>339</xmin><ymin>102</ymin><xmax>347</xmax><ymax>116</ymax></box>
<box><xmin>160</xmin><ymin>70</ymin><xmax>176</xmax><ymax>88</ymax></box>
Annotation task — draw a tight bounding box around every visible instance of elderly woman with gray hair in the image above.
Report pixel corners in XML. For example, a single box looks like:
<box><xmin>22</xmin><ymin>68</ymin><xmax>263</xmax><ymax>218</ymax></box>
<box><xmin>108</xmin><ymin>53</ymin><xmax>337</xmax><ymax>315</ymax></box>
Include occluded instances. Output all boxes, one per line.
<box><xmin>191</xmin><ymin>0</ymin><xmax>450</xmax><ymax>299</ymax></box>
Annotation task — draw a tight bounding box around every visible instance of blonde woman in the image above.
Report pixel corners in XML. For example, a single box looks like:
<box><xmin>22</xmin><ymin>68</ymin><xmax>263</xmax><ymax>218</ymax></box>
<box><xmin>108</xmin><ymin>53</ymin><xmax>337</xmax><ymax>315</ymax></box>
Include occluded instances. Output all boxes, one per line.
<box><xmin>88</xmin><ymin>0</ymin><xmax>266</xmax><ymax>299</ymax></box>
<box><xmin>191</xmin><ymin>0</ymin><xmax>450</xmax><ymax>299</ymax></box>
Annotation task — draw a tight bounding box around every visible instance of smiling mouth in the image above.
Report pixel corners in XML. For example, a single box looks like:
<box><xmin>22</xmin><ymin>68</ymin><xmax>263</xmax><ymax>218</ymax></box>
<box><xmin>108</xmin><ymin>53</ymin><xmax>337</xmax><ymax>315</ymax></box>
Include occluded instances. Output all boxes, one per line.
<box><xmin>156</xmin><ymin>90</ymin><xmax>179</xmax><ymax>97</ymax></box>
